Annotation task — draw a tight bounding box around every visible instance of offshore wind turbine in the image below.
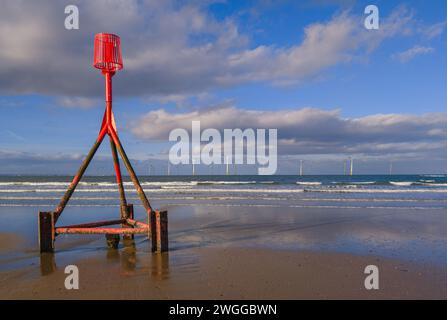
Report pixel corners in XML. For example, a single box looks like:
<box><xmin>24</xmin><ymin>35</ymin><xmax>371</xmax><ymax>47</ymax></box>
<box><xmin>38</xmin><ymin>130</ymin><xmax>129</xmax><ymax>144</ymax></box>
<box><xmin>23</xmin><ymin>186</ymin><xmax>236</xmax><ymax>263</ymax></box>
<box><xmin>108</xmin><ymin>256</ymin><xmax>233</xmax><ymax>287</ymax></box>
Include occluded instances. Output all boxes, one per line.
<box><xmin>299</xmin><ymin>160</ymin><xmax>303</xmax><ymax>176</ymax></box>
<box><xmin>349</xmin><ymin>157</ymin><xmax>353</xmax><ymax>176</ymax></box>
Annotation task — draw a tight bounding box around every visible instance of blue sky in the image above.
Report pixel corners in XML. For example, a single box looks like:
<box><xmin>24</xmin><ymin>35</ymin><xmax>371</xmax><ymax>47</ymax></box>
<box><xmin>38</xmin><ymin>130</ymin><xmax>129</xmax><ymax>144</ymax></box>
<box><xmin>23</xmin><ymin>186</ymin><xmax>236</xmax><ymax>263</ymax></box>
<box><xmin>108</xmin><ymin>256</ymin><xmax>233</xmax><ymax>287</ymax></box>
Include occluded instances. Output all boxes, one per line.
<box><xmin>1</xmin><ymin>0</ymin><xmax>447</xmax><ymax>175</ymax></box>
<box><xmin>208</xmin><ymin>0</ymin><xmax>447</xmax><ymax>116</ymax></box>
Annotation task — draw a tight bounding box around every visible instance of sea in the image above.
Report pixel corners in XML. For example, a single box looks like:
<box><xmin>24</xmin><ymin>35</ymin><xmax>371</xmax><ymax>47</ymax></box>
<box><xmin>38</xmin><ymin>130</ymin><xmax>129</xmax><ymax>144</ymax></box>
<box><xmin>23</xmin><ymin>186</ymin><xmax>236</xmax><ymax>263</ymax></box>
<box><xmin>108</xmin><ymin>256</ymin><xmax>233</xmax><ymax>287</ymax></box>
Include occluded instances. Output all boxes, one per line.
<box><xmin>2</xmin><ymin>174</ymin><xmax>447</xmax><ymax>268</ymax></box>
<box><xmin>1</xmin><ymin>174</ymin><xmax>447</xmax><ymax>210</ymax></box>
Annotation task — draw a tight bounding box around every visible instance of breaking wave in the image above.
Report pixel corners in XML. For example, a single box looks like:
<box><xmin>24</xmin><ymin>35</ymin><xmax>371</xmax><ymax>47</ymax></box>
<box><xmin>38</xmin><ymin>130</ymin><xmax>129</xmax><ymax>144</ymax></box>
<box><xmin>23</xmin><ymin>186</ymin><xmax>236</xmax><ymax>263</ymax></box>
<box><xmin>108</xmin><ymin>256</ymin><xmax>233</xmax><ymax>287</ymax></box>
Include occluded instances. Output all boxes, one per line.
<box><xmin>296</xmin><ymin>181</ymin><xmax>322</xmax><ymax>186</ymax></box>
<box><xmin>390</xmin><ymin>181</ymin><xmax>414</xmax><ymax>186</ymax></box>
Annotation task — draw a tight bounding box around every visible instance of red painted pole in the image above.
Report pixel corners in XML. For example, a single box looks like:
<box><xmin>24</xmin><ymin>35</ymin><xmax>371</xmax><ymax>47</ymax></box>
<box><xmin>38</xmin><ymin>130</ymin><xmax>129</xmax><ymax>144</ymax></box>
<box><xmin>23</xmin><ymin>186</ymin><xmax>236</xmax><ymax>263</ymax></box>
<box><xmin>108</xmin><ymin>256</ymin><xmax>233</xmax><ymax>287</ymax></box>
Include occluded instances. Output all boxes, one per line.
<box><xmin>56</xmin><ymin>227</ymin><xmax>148</xmax><ymax>235</ymax></box>
<box><xmin>105</xmin><ymin>71</ymin><xmax>113</xmax><ymax>123</ymax></box>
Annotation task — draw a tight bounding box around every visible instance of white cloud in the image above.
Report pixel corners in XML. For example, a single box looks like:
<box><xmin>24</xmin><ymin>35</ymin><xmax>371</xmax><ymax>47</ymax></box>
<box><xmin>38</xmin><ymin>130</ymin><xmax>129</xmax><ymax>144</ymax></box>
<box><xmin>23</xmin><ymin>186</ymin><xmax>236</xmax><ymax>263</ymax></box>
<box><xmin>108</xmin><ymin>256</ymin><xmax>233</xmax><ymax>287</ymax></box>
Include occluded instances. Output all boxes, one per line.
<box><xmin>0</xmin><ymin>1</ymin><xmax>417</xmax><ymax>98</ymax></box>
<box><xmin>130</xmin><ymin>105</ymin><xmax>447</xmax><ymax>158</ymax></box>
<box><xmin>420</xmin><ymin>21</ymin><xmax>447</xmax><ymax>39</ymax></box>
<box><xmin>393</xmin><ymin>45</ymin><xmax>435</xmax><ymax>63</ymax></box>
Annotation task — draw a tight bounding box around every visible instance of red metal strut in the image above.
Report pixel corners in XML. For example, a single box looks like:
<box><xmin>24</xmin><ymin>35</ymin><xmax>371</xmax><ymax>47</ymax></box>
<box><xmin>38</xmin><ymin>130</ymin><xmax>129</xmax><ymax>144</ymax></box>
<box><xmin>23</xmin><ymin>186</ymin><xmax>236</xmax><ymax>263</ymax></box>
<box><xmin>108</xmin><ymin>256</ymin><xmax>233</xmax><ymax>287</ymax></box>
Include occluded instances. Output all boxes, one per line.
<box><xmin>38</xmin><ymin>33</ymin><xmax>168</xmax><ymax>253</ymax></box>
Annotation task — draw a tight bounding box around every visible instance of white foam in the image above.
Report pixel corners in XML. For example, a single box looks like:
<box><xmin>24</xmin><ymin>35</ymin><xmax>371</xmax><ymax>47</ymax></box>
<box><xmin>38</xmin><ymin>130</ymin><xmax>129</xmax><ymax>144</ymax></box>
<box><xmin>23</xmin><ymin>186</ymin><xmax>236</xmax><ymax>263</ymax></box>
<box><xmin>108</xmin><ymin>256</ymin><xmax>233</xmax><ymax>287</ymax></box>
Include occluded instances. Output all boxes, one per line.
<box><xmin>160</xmin><ymin>185</ymin><xmax>193</xmax><ymax>189</ymax></box>
<box><xmin>0</xmin><ymin>187</ymin><xmax>305</xmax><ymax>194</ymax></box>
<box><xmin>296</xmin><ymin>181</ymin><xmax>322</xmax><ymax>186</ymax></box>
<box><xmin>195</xmin><ymin>181</ymin><xmax>257</xmax><ymax>185</ymax></box>
<box><xmin>350</xmin><ymin>181</ymin><xmax>376</xmax><ymax>185</ymax></box>
<box><xmin>310</xmin><ymin>188</ymin><xmax>447</xmax><ymax>193</ymax></box>
<box><xmin>390</xmin><ymin>181</ymin><xmax>414</xmax><ymax>186</ymax></box>
<box><xmin>0</xmin><ymin>181</ymin><xmax>198</xmax><ymax>187</ymax></box>
<box><xmin>0</xmin><ymin>182</ymin><xmax>70</xmax><ymax>186</ymax></box>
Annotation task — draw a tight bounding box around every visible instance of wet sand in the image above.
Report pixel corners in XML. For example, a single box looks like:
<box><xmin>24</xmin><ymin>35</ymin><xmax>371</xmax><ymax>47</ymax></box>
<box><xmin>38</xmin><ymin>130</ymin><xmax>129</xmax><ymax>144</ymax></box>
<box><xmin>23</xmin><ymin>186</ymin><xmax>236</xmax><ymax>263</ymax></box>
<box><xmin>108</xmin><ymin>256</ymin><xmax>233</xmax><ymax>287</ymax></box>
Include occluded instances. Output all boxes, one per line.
<box><xmin>1</xmin><ymin>205</ymin><xmax>447</xmax><ymax>299</ymax></box>
<box><xmin>1</xmin><ymin>245</ymin><xmax>447</xmax><ymax>299</ymax></box>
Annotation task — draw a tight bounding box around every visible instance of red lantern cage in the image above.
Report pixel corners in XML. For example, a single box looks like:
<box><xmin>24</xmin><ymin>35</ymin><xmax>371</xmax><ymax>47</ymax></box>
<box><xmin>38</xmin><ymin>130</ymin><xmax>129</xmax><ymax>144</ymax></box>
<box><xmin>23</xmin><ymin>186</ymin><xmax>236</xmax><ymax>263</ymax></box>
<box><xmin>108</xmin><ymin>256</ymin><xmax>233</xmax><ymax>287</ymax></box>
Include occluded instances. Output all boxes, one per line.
<box><xmin>93</xmin><ymin>33</ymin><xmax>123</xmax><ymax>72</ymax></box>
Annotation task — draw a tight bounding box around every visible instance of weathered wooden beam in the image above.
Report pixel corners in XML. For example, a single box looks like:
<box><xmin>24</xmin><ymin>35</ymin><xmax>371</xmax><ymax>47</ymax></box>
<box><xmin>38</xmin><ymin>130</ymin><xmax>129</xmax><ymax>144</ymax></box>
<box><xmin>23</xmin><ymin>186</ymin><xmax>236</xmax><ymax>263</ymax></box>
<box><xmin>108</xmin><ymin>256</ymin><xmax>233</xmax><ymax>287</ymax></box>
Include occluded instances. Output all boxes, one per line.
<box><xmin>38</xmin><ymin>211</ymin><xmax>55</xmax><ymax>252</ymax></box>
<box><xmin>55</xmin><ymin>227</ymin><xmax>148</xmax><ymax>235</ymax></box>
<box><xmin>57</xmin><ymin>219</ymin><xmax>125</xmax><ymax>230</ymax></box>
<box><xmin>151</xmin><ymin>210</ymin><xmax>168</xmax><ymax>253</ymax></box>
<box><xmin>126</xmin><ymin>218</ymin><xmax>149</xmax><ymax>228</ymax></box>
<box><xmin>123</xmin><ymin>204</ymin><xmax>134</xmax><ymax>240</ymax></box>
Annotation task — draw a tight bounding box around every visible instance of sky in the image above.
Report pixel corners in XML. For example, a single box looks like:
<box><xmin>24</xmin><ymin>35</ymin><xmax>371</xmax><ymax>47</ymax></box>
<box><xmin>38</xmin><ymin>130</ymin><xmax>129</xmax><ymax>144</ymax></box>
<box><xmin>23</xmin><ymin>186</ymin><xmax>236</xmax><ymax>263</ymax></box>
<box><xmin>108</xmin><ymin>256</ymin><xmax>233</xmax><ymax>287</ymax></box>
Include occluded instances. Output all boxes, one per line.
<box><xmin>1</xmin><ymin>0</ymin><xmax>447</xmax><ymax>175</ymax></box>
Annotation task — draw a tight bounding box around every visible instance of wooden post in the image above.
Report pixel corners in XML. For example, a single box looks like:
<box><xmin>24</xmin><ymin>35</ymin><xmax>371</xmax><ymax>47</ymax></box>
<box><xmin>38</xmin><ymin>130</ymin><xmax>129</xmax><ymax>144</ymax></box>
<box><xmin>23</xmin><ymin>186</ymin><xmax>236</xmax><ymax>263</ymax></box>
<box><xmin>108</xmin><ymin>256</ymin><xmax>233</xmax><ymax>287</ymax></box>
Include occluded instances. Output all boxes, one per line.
<box><xmin>40</xmin><ymin>253</ymin><xmax>56</xmax><ymax>276</ymax></box>
<box><xmin>126</xmin><ymin>204</ymin><xmax>134</xmax><ymax>219</ymax></box>
<box><xmin>157</xmin><ymin>211</ymin><xmax>168</xmax><ymax>252</ymax></box>
<box><xmin>150</xmin><ymin>211</ymin><xmax>156</xmax><ymax>252</ymax></box>
<box><xmin>151</xmin><ymin>210</ymin><xmax>168</xmax><ymax>253</ymax></box>
<box><xmin>38</xmin><ymin>211</ymin><xmax>55</xmax><ymax>252</ymax></box>
<box><xmin>124</xmin><ymin>204</ymin><xmax>134</xmax><ymax>240</ymax></box>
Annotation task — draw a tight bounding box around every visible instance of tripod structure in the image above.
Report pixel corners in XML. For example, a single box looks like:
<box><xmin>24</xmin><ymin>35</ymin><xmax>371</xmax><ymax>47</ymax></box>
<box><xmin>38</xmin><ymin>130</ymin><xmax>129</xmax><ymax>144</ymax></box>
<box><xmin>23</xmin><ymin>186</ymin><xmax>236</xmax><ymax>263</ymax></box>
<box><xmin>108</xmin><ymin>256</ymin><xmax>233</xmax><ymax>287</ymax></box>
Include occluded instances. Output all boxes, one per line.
<box><xmin>38</xmin><ymin>33</ymin><xmax>168</xmax><ymax>253</ymax></box>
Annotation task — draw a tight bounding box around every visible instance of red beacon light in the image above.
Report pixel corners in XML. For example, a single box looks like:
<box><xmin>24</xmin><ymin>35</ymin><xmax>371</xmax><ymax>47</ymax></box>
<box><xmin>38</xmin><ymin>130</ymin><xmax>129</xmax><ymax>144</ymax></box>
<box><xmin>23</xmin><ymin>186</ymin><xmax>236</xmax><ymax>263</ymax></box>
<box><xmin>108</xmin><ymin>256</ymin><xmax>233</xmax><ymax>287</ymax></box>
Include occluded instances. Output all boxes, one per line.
<box><xmin>93</xmin><ymin>33</ymin><xmax>123</xmax><ymax>72</ymax></box>
<box><xmin>93</xmin><ymin>33</ymin><xmax>122</xmax><ymax>104</ymax></box>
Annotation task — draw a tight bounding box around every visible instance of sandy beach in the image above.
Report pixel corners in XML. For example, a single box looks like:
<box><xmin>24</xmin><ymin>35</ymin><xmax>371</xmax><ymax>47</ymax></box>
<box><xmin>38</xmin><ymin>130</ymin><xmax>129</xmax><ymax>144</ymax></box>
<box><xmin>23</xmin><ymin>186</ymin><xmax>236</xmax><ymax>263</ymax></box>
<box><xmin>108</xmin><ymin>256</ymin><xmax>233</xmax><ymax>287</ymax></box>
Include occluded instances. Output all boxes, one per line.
<box><xmin>1</xmin><ymin>195</ymin><xmax>447</xmax><ymax>299</ymax></box>
<box><xmin>2</xmin><ymin>246</ymin><xmax>447</xmax><ymax>299</ymax></box>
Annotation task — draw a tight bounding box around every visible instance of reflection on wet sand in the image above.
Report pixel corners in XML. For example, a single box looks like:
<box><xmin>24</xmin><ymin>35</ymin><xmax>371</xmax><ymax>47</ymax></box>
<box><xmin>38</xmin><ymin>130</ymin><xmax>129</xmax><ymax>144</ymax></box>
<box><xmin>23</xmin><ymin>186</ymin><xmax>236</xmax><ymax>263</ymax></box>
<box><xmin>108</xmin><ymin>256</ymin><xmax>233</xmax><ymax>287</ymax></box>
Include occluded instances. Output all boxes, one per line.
<box><xmin>105</xmin><ymin>238</ymin><xmax>138</xmax><ymax>274</ymax></box>
<box><xmin>106</xmin><ymin>247</ymin><xmax>120</xmax><ymax>262</ymax></box>
<box><xmin>104</xmin><ymin>238</ymin><xmax>170</xmax><ymax>279</ymax></box>
<box><xmin>38</xmin><ymin>237</ymin><xmax>171</xmax><ymax>280</ymax></box>
<box><xmin>105</xmin><ymin>240</ymin><xmax>170</xmax><ymax>279</ymax></box>
<box><xmin>151</xmin><ymin>252</ymin><xmax>169</xmax><ymax>280</ymax></box>
<box><xmin>121</xmin><ymin>239</ymin><xmax>137</xmax><ymax>273</ymax></box>
<box><xmin>167</xmin><ymin>205</ymin><xmax>447</xmax><ymax>264</ymax></box>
